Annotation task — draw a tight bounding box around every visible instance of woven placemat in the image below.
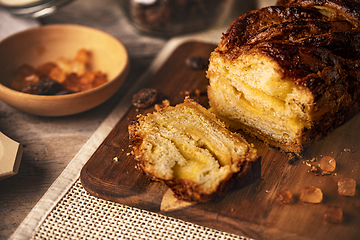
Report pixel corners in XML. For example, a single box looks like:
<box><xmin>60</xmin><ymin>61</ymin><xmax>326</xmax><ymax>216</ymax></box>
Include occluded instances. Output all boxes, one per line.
<box><xmin>31</xmin><ymin>179</ymin><xmax>249</xmax><ymax>240</ymax></box>
<box><xmin>10</xmin><ymin>29</ymin><xmax>252</xmax><ymax>240</ymax></box>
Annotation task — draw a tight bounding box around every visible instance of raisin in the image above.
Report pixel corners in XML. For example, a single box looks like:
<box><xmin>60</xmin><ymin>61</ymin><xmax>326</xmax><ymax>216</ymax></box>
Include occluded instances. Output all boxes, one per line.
<box><xmin>22</xmin><ymin>78</ymin><xmax>63</xmax><ymax>95</ymax></box>
<box><xmin>132</xmin><ymin>88</ymin><xmax>161</xmax><ymax>108</ymax></box>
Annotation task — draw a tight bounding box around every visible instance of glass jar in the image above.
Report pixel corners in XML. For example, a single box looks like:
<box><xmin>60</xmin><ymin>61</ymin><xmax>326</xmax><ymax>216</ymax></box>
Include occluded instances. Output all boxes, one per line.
<box><xmin>117</xmin><ymin>0</ymin><xmax>235</xmax><ymax>37</ymax></box>
<box><xmin>0</xmin><ymin>0</ymin><xmax>73</xmax><ymax>18</ymax></box>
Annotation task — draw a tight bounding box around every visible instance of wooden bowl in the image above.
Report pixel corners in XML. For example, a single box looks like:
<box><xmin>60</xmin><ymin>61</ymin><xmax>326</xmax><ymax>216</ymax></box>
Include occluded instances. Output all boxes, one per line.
<box><xmin>0</xmin><ymin>24</ymin><xmax>129</xmax><ymax>116</ymax></box>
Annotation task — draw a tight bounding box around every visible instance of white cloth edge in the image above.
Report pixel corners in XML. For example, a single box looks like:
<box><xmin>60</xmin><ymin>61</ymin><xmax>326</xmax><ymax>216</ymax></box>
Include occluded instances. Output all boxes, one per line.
<box><xmin>9</xmin><ymin>29</ymin><xmax>222</xmax><ymax>240</ymax></box>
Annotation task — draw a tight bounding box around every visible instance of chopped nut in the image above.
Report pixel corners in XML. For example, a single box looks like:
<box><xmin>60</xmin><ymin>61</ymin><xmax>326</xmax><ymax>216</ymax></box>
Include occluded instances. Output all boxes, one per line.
<box><xmin>305</xmin><ymin>161</ymin><xmax>312</xmax><ymax>167</ymax></box>
<box><xmin>310</xmin><ymin>166</ymin><xmax>319</xmax><ymax>172</ymax></box>
<box><xmin>113</xmin><ymin>157</ymin><xmax>118</xmax><ymax>161</ymax></box>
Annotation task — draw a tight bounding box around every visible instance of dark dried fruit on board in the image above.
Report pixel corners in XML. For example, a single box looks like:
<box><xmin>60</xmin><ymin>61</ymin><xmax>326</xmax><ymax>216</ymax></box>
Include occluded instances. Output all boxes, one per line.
<box><xmin>132</xmin><ymin>88</ymin><xmax>160</xmax><ymax>108</ymax></box>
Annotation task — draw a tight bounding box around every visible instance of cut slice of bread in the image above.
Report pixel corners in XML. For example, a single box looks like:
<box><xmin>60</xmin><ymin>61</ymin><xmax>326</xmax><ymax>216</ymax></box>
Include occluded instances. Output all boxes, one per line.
<box><xmin>128</xmin><ymin>97</ymin><xmax>259</xmax><ymax>202</ymax></box>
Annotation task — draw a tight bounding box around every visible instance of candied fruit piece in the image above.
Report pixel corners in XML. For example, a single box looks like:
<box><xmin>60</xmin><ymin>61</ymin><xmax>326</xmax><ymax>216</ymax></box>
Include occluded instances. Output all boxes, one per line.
<box><xmin>319</xmin><ymin>156</ymin><xmax>336</xmax><ymax>172</ymax></box>
<box><xmin>78</xmin><ymin>72</ymin><xmax>95</xmax><ymax>92</ymax></box>
<box><xmin>300</xmin><ymin>186</ymin><xmax>323</xmax><ymax>203</ymax></box>
<box><xmin>324</xmin><ymin>206</ymin><xmax>343</xmax><ymax>223</ymax></box>
<box><xmin>72</xmin><ymin>61</ymin><xmax>87</xmax><ymax>76</ymax></box>
<box><xmin>74</xmin><ymin>48</ymin><xmax>90</xmax><ymax>63</ymax></box>
<box><xmin>55</xmin><ymin>57</ymin><xmax>72</xmax><ymax>74</ymax></box>
<box><xmin>36</xmin><ymin>62</ymin><xmax>57</xmax><ymax>79</ymax></box>
<box><xmin>92</xmin><ymin>71</ymin><xmax>108</xmax><ymax>88</ymax></box>
<box><xmin>17</xmin><ymin>64</ymin><xmax>36</xmax><ymax>76</ymax></box>
<box><xmin>79</xmin><ymin>71</ymin><xmax>95</xmax><ymax>84</ymax></box>
<box><xmin>62</xmin><ymin>73</ymin><xmax>81</xmax><ymax>92</ymax></box>
<box><xmin>276</xmin><ymin>189</ymin><xmax>293</xmax><ymax>204</ymax></box>
<box><xmin>10</xmin><ymin>49</ymin><xmax>107</xmax><ymax>95</ymax></box>
<box><xmin>11</xmin><ymin>64</ymin><xmax>39</xmax><ymax>91</ymax></box>
<box><xmin>79</xmin><ymin>83</ymin><xmax>92</xmax><ymax>92</ymax></box>
<box><xmin>10</xmin><ymin>78</ymin><xmax>25</xmax><ymax>91</ymax></box>
<box><xmin>338</xmin><ymin>178</ymin><xmax>356</xmax><ymax>196</ymax></box>
<box><xmin>72</xmin><ymin>49</ymin><xmax>90</xmax><ymax>76</ymax></box>
<box><xmin>24</xmin><ymin>74</ymin><xmax>40</xmax><ymax>83</ymax></box>
<box><xmin>48</xmin><ymin>65</ymin><xmax>67</xmax><ymax>83</ymax></box>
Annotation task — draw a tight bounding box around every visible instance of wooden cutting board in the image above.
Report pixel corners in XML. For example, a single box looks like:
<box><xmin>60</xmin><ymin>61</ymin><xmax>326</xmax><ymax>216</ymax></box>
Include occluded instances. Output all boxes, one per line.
<box><xmin>80</xmin><ymin>41</ymin><xmax>360</xmax><ymax>240</ymax></box>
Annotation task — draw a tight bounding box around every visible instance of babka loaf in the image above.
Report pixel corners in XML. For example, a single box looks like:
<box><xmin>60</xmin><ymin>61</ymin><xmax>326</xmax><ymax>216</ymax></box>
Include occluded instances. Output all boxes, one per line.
<box><xmin>128</xmin><ymin>98</ymin><xmax>259</xmax><ymax>202</ymax></box>
<box><xmin>207</xmin><ymin>0</ymin><xmax>360</xmax><ymax>154</ymax></box>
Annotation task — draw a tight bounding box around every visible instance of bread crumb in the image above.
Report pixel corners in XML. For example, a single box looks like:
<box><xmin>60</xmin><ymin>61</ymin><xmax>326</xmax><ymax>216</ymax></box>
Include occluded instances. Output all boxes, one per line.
<box><xmin>155</xmin><ymin>99</ymin><xmax>170</xmax><ymax>111</ymax></box>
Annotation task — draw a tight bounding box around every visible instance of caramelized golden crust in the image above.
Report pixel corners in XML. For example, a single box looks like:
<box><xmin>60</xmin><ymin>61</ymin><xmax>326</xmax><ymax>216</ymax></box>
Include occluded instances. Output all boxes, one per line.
<box><xmin>207</xmin><ymin>0</ymin><xmax>360</xmax><ymax>154</ymax></box>
<box><xmin>218</xmin><ymin>4</ymin><xmax>360</xmax><ymax>61</ymax></box>
<box><xmin>218</xmin><ymin>6</ymin><xmax>327</xmax><ymax>57</ymax></box>
<box><xmin>277</xmin><ymin>0</ymin><xmax>360</xmax><ymax>23</ymax></box>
